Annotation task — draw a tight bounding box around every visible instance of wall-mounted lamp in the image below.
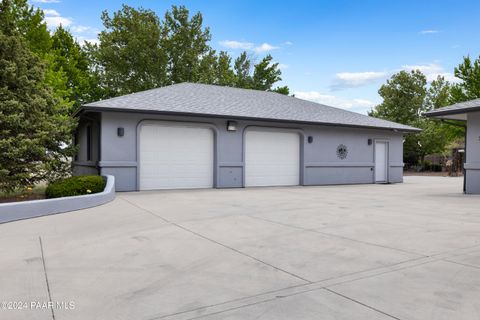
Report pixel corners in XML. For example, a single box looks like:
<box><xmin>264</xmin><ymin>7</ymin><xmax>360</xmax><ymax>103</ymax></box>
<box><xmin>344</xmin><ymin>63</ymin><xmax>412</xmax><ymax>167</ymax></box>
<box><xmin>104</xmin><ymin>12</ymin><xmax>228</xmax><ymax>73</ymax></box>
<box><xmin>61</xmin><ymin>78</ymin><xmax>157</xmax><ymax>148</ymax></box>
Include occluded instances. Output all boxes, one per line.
<box><xmin>227</xmin><ymin>121</ymin><xmax>237</xmax><ymax>131</ymax></box>
<box><xmin>368</xmin><ymin>138</ymin><xmax>372</xmax><ymax>145</ymax></box>
<box><xmin>307</xmin><ymin>136</ymin><xmax>313</xmax><ymax>143</ymax></box>
<box><xmin>117</xmin><ymin>127</ymin><xmax>124</xmax><ymax>137</ymax></box>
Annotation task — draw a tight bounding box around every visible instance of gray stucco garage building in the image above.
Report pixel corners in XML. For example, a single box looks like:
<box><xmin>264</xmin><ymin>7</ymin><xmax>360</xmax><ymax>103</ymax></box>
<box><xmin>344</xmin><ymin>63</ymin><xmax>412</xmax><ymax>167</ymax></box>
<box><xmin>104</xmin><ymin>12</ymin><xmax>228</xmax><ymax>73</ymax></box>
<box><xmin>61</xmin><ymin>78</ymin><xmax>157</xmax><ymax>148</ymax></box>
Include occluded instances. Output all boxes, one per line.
<box><xmin>74</xmin><ymin>83</ymin><xmax>419</xmax><ymax>191</ymax></box>
<box><xmin>425</xmin><ymin>98</ymin><xmax>480</xmax><ymax>194</ymax></box>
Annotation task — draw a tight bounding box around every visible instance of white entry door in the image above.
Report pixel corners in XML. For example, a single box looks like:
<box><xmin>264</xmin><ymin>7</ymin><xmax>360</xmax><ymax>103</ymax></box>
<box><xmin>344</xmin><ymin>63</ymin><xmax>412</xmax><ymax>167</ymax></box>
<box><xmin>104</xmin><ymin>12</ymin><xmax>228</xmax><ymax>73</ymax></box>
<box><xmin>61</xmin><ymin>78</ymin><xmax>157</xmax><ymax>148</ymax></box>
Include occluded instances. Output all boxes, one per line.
<box><xmin>139</xmin><ymin>123</ymin><xmax>214</xmax><ymax>190</ymax></box>
<box><xmin>245</xmin><ymin>130</ymin><xmax>300</xmax><ymax>187</ymax></box>
<box><xmin>375</xmin><ymin>141</ymin><xmax>388</xmax><ymax>183</ymax></box>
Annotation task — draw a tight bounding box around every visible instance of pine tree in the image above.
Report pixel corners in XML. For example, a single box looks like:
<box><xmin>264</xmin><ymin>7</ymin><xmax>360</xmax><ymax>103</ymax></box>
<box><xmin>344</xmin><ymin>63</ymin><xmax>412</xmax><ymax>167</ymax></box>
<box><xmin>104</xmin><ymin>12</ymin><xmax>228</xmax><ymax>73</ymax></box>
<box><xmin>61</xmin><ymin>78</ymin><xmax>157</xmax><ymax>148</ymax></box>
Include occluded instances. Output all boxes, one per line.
<box><xmin>0</xmin><ymin>30</ymin><xmax>76</xmax><ymax>191</ymax></box>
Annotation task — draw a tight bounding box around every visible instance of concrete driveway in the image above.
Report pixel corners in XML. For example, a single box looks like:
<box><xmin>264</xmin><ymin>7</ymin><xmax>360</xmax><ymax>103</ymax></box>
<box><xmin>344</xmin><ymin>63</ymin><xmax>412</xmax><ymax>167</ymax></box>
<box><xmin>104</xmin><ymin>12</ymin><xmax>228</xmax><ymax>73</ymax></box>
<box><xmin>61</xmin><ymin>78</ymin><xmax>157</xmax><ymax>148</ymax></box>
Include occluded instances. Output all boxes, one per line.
<box><xmin>1</xmin><ymin>176</ymin><xmax>480</xmax><ymax>320</ymax></box>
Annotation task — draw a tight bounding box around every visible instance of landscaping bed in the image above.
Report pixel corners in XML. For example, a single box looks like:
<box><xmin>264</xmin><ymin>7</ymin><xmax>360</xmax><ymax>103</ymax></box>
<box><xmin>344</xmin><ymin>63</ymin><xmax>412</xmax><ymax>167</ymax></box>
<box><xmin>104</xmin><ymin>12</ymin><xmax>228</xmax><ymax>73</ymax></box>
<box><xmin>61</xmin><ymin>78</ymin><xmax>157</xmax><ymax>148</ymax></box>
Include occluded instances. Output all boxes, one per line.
<box><xmin>0</xmin><ymin>176</ymin><xmax>106</xmax><ymax>204</ymax></box>
<box><xmin>0</xmin><ymin>186</ymin><xmax>46</xmax><ymax>203</ymax></box>
<box><xmin>0</xmin><ymin>175</ymin><xmax>115</xmax><ymax>224</ymax></box>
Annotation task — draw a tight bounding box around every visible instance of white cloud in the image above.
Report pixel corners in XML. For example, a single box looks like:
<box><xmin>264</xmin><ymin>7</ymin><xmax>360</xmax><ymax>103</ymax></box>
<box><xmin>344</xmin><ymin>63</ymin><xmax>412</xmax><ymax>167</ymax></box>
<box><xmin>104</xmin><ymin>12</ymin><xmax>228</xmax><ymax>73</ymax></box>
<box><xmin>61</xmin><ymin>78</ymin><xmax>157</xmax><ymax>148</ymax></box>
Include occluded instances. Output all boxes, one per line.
<box><xmin>294</xmin><ymin>91</ymin><xmax>376</xmax><ymax>113</ymax></box>
<box><xmin>43</xmin><ymin>9</ymin><xmax>60</xmax><ymax>16</ymax></box>
<box><xmin>32</xmin><ymin>0</ymin><xmax>61</xmax><ymax>3</ymax></box>
<box><xmin>78</xmin><ymin>38</ymin><xmax>100</xmax><ymax>46</ymax></box>
<box><xmin>220</xmin><ymin>40</ymin><xmax>288</xmax><ymax>54</ymax></box>
<box><xmin>253</xmin><ymin>43</ymin><xmax>279</xmax><ymax>53</ymax></box>
<box><xmin>331</xmin><ymin>62</ymin><xmax>459</xmax><ymax>90</ymax></box>
<box><xmin>331</xmin><ymin>71</ymin><xmax>388</xmax><ymax>90</ymax></box>
<box><xmin>419</xmin><ymin>29</ymin><xmax>439</xmax><ymax>34</ymax></box>
<box><xmin>219</xmin><ymin>40</ymin><xmax>253</xmax><ymax>50</ymax></box>
<box><xmin>71</xmin><ymin>25</ymin><xmax>95</xmax><ymax>33</ymax></box>
<box><xmin>277</xmin><ymin>63</ymin><xmax>288</xmax><ymax>70</ymax></box>
<box><xmin>43</xmin><ymin>9</ymin><xmax>72</xmax><ymax>28</ymax></box>
<box><xmin>402</xmin><ymin>63</ymin><xmax>458</xmax><ymax>82</ymax></box>
<box><xmin>41</xmin><ymin>9</ymin><xmax>98</xmax><ymax>43</ymax></box>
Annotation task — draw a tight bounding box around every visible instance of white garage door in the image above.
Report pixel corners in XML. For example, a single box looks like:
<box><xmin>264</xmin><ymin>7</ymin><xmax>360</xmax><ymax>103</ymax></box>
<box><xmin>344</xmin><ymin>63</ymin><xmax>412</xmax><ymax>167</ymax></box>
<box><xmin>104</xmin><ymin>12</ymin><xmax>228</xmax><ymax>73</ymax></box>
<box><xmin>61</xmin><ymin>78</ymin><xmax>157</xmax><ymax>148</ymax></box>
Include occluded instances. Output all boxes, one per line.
<box><xmin>245</xmin><ymin>130</ymin><xmax>300</xmax><ymax>187</ymax></box>
<box><xmin>139</xmin><ymin>123</ymin><xmax>214</xmax><ymax>190</ymax></box>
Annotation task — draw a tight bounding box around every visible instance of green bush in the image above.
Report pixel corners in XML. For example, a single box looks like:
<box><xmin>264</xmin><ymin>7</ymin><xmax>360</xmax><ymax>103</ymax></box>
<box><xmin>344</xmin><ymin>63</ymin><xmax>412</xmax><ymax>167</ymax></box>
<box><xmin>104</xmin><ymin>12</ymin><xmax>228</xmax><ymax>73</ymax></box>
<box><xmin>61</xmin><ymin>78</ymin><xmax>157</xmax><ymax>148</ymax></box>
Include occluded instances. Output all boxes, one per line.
<box><xmin>46</xmin><ymin>176</ymin><xmax>106</xmax><ymax>199</ymax></box>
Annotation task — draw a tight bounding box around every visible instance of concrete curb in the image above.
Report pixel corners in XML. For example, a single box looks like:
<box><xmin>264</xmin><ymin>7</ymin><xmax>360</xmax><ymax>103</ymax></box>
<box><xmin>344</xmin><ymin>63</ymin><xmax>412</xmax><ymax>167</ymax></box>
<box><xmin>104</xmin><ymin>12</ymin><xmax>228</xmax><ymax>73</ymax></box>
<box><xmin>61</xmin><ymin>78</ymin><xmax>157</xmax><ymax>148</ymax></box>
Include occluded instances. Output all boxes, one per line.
<box><xmin>0</xmin><ymin>175</ymin><xmax>115</xmax><ymax>224</ymax></box>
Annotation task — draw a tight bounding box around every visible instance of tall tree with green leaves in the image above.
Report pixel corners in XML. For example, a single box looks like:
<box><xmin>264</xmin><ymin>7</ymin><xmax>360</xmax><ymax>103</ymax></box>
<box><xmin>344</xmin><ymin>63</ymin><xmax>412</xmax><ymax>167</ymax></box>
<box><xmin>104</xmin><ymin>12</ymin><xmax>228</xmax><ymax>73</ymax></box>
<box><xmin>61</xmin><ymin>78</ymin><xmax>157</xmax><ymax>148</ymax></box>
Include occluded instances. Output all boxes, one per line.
<box><xmin>414</xmin><ymin>76</ymin><xmax>465</xmax><ymax>164</ymax></box>
<box><xmin>369</xmin><ymin>70</ymin><xmax>427</xmax><ymax>124</ymax></box>
<box><xmin>0</xmin><ymin>0</ymin><xmax>72</xmax><ymax>108</ymax></box>
<box><xmin>0</xmin><ymin>21</ymin><xmax>76</xmax><ymax>191</ymax></box>
<box><xmin>234</xmin><ymin>51</ymin><xmax>253</xmax><ymax>88</ymax></box>
<box><xmin>369</xmin><ymin>71</ymin><xmax>460</xmax><ymax>165</ymax></box>
<box><xmin>88</xmin><ymin>5</ymin><xmax>167</xmax><ymax>97</ymax></box>
<box><xmin>160</xmin><ymin>5</ymin><xmax>212</xmax><ymax>84</ymax></box>
<box><xmin>0</xmin><ymin>0</ymin><xmax>50</xmax><ymax>54</ymax></box>
<box><xmin>251</xmin><ymin>54</ymin><xmax>282</xmax><ymax>91</ymax></box>
<box><xmin>90</xmin><ymin>5</ymin><xmax>288</xmax><ymax>95</ymax></box>
<box><xmin>215</xmin><ymin>51</ymin><xmax>236</xmax><ymax>86</ymax></box>
<box><xmin>51</xmin><ymin>26</ymin><xmax>96</xmax><ymax>106</ymax></box>
<box><xmin>451</xmin><ymin>55</ymin><xmax>480</xmax><ymax>103</ymax></box>
<box><xmin>273</xmin><ymin>86</ymin><xmax>290</xmax><ymax>95</ymax></box>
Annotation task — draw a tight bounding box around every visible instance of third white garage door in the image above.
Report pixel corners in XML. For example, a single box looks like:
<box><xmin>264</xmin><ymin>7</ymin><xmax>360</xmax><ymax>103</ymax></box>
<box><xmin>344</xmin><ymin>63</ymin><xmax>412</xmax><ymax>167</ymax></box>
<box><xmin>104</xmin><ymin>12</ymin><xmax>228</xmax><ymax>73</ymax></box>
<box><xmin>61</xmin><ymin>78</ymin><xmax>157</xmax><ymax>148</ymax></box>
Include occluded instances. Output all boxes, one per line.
<box><xmin>245</xmin><ymin>130</ymin><xmax>300</xmax><ymax>187</ymax></box>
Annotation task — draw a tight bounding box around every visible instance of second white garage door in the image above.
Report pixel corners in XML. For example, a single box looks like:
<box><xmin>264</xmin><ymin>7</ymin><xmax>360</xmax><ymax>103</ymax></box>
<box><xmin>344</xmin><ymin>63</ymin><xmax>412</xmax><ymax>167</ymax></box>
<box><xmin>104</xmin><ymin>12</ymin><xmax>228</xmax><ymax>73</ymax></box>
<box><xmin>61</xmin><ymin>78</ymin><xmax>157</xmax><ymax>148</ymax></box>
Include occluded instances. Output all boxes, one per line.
<box><xmin>245</xmin><ymin>130</ymin><xmax>300</xmax><ymax>187</ymax></box>
<box><xmin>139</xmin><ymin>123</ymin><xmax>214</xmax><ymax>190</ymax></box>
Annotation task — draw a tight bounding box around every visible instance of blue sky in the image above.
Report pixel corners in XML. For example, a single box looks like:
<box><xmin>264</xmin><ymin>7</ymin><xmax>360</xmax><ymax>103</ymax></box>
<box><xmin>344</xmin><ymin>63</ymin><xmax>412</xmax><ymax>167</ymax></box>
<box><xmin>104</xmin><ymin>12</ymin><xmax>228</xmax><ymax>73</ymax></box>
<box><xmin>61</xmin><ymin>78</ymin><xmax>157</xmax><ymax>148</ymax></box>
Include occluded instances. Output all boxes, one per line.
<box><xmin>32</xmin><ymin>0</ymin><xmax>480</xmax><ymax>114</ymax></box>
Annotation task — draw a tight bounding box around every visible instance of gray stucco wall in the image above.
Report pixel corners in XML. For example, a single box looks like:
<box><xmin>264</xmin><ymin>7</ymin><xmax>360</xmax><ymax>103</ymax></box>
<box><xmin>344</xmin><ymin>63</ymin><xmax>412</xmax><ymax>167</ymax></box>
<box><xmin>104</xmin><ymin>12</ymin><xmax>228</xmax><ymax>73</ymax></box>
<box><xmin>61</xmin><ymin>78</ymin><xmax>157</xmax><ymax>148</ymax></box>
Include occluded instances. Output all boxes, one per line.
<box><xmin>89</xmin><ymin>111</ymin><xmax>404</xmax><ymax>191</ymax></box>
<box><xmin>465</xmin><ymin>111</ymin><xmax>480</xmax><ymax>194</ymax></box>
<box><xmin>73</xmin><ymin>113</ymin><xmax>101</xmax><ymax>176</ymax></box>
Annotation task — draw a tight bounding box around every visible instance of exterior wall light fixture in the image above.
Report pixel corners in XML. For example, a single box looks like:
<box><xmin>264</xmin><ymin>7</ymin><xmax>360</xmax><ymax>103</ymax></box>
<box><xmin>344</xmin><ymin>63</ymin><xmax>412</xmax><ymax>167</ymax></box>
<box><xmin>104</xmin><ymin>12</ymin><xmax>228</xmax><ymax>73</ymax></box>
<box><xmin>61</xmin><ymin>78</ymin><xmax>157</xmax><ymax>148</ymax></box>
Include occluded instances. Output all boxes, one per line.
<box><xmin>227</xmin><ymin>121</ymin><xmax>237</xmax><ymax>131</ymax></box>
<box><xmin>117</xmin><ymin>127</ymin><xmax>125</xmax><ymax>137</ymax></box>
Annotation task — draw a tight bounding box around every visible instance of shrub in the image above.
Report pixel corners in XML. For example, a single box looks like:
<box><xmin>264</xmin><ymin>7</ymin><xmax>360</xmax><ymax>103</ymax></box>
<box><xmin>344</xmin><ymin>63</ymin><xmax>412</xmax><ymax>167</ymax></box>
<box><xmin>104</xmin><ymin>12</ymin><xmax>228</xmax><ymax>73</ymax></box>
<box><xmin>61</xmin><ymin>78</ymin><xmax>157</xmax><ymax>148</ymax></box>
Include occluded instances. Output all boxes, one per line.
<box><xmin>46</xmin><ymin>176</ymin><xmax>106</xmax><ymax>199</ymax></box>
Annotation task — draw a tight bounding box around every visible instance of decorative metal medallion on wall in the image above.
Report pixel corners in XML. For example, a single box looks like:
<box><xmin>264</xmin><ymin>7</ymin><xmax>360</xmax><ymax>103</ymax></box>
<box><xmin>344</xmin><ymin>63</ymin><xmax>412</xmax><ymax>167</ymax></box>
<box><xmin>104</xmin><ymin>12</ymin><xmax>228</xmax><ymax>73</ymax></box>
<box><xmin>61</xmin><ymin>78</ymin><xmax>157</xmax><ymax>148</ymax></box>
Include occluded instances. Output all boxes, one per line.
<box><xmin>336</xmin><ymin>144</ymin><xmax>348</xmax><ymax>159</ymax></box>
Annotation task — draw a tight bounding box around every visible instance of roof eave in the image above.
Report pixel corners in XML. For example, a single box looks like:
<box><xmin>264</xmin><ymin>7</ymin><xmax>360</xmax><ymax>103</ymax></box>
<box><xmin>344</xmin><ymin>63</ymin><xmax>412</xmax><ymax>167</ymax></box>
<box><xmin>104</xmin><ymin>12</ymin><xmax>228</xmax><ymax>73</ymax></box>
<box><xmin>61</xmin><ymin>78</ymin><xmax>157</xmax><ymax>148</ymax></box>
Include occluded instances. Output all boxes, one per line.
<box><xmin>424</xmin><ymin>105</ymin><xmax>480</xmax><ymax>119</ymax></box>
<box><xmin>79</xmin><ymin>105</ymin><xmax>421</xmax><ymax>133</ymax></box>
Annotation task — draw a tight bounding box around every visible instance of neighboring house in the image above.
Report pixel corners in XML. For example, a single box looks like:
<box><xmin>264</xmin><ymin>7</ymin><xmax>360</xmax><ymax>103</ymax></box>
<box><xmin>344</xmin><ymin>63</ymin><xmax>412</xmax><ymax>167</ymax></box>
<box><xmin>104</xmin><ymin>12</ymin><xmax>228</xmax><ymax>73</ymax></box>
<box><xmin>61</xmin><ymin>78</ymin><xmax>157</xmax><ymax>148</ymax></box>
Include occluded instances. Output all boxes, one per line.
<box><xmin>74</xmin><ymin>83</ymin><xmax>419</xmax><ymax>191</ymax></box>
<box><xmin>425</xmin><ymin>98</ymin><xmax>480</xmax><ymax>194</ymax></box>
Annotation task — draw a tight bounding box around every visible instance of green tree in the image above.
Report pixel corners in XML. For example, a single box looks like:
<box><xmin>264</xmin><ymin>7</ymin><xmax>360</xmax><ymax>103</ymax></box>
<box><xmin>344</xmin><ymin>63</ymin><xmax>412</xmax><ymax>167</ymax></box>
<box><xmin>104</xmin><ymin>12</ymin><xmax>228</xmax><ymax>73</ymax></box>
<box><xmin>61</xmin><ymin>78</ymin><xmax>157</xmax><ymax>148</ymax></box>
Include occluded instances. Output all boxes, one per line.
<box><xmin>451</xmin><ymin>55</ymin><xmax>480</xmax><ymax>102</ymax></box>
<box><xmin>160</xmin><ymin>5</ymin><xmax>212</xmax><ymax>84</ymax></box>
<box><xmin>90</xmin><ymin>5</ymin><xmax>288</xmax><ymax>95</ymax></box>
<box><xmin>0</xmin><ymin>0</ymin><xmax>81</xmax><ymax>110</ymax></box>
<box><xmin>369</xmin><ymin>70</ymin><xmax>427</xmax><ymax>124</ymax></box>
<box><xmin>369</xmin><ymin>71</ymin><xmax>460</xmax><ymax>165</ymax></box>
<box><xmin>273</xmin><ymin>86</ymin><xmax>290</xmax><ymax>95</ymax></box>
<box><xmin>90</xmin><ymin>5</ymin><xmax>167</xmax><ymax>97</ymax></box>
<box><xmin>425</xmin><ymin>76</ymin><xmax>464</xmax><ymax>143</ymax></box>
<box><xmin>215</xmin><ymin>51</ymin><xmax>236</xmax><ymax>86</ymax></box>
<box><xmin>196</xmin><ymin>49</ymin><xmax>217</xmax><ymax>84</ymax></box>
<box><xmin>251</xmin><ymin>54</ymin><xmax>282</xmax><ymax>91</ymax></box>
<box><xmin>425</xmin><ymin>76</ymin><xmax>452</xmax><ymax>111</ymax></box>
<box><xmin>234</xmin><ymin>51</ymin><xmax>252</xmax><ymax>88</ymax></box>
<box><xmin>0</xmin><ymin>0</ymin><xmax>50</xmax><ymax>54</ymax></box>
<box><xmin>51</xmin><ymin>26</ymin><xmax>96</xmax><ymax>106</ymax></box>
<box><xmin>0</xmin><ymin>29</ymin><xmax>76</xmax><ymax>191</ymax></box>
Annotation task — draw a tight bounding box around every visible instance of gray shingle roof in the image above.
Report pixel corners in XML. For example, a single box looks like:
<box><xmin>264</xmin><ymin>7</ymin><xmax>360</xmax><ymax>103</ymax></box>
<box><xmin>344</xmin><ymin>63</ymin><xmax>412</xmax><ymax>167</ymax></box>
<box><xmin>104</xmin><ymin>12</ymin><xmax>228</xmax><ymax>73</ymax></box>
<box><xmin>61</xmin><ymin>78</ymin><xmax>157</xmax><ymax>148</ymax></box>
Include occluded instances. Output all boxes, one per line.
<box><xmin>82</xmin><ymin>83</ymin><xmax>420</xmax><ymax>132</ymax></box>
<box><xmin>424</xmin><ymin>98</ymin><xmax>480</xmax><ymax>118</ymax></box>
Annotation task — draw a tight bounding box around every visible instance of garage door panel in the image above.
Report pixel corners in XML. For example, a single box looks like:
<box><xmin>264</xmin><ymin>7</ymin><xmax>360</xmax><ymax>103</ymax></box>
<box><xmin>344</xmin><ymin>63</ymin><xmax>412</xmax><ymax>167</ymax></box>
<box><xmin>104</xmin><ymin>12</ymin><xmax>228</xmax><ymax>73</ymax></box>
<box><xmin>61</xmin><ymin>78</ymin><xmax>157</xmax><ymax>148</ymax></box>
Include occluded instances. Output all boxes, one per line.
<box><xmin>245</xmin><ymin>130</ymin><xmax>300</xmax><ymax>187</ymax></box>
<box><xmin>139</xmin><ymin>124</ymin><xmax>214</xmax><ymax>190</ymax></box>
